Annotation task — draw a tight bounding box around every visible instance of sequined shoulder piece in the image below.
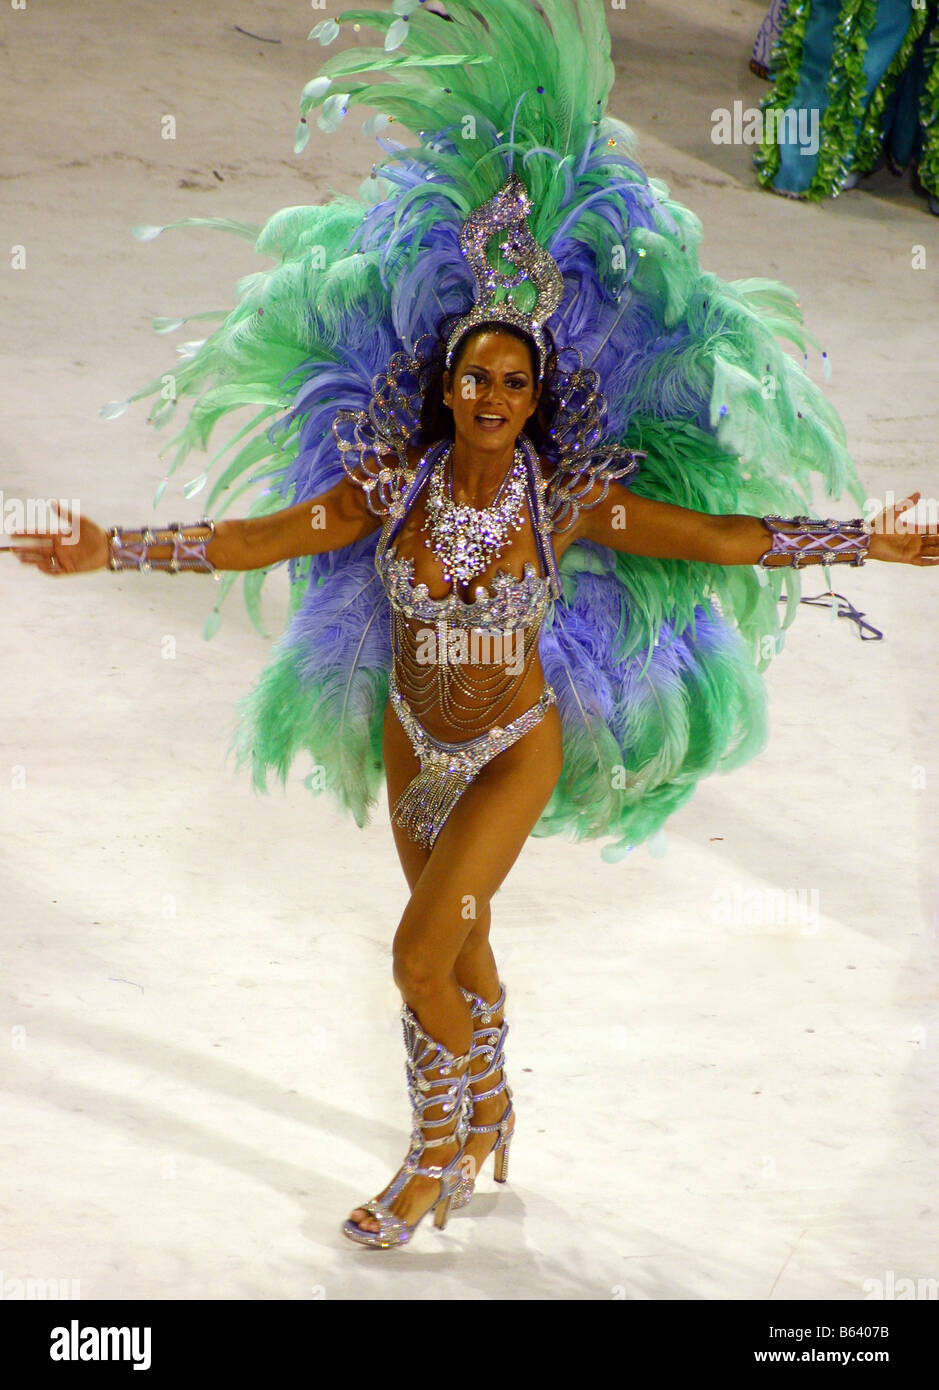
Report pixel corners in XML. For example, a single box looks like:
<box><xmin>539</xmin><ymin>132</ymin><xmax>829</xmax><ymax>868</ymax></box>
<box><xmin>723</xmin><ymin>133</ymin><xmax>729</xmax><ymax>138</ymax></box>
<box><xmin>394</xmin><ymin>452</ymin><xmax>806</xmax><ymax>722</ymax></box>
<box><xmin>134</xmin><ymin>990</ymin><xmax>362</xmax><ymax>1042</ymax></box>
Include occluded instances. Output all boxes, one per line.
<box><xmin>333</xmin><ymin>407</ymin><xmax>415</xmax><ymax>523</ymax></box>
<box><xmin>538</xmin><ymin>351</ymin><xmax>646</xmax><ymax>534</ymax></box>
<box><xmin>545</xmin><ymin>447</ymin><xmax>645</xmax><ymax>535</ymax></box>
<box><xmin>332</xmin><ymin>349</ymin><xmax>426</xmax><ymax>523</ymax></box>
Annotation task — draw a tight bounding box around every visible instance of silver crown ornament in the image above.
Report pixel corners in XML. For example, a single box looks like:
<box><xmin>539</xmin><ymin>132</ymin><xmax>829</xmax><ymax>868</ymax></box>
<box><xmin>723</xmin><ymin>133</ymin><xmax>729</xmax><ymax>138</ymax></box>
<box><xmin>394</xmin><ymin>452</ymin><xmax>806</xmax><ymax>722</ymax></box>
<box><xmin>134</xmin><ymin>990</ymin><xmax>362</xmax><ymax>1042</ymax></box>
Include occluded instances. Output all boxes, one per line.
<box><xmin>445</xmin><ymin>173</ymin><xmax>564</xmax><ymax>383</ymax></box>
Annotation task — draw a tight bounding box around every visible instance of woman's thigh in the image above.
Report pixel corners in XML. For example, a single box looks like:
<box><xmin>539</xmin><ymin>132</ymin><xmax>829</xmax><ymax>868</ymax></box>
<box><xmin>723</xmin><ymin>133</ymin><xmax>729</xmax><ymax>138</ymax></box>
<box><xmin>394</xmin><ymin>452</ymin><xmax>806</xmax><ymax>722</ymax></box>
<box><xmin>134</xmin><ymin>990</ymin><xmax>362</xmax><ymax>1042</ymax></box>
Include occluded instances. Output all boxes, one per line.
<box><xmin>391</xmin><ymin>702</ymin><xmax>564</xmax><ymax>975</ymax></box>
<box><xmin>383</xmin><ymin>698</ymin><xmax>432</xmax><ymax>892</ymax></box>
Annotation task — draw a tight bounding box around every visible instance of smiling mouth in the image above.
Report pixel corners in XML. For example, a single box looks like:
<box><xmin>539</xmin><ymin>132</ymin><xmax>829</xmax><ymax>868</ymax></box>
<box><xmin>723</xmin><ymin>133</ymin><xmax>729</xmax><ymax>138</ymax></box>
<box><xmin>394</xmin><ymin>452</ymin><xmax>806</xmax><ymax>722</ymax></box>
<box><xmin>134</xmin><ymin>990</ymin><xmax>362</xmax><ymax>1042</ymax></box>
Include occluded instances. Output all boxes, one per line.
<box><xmin>476</xmin><ymin>414</ymin><xmax>506</xmax><ymax>424</ymax></box>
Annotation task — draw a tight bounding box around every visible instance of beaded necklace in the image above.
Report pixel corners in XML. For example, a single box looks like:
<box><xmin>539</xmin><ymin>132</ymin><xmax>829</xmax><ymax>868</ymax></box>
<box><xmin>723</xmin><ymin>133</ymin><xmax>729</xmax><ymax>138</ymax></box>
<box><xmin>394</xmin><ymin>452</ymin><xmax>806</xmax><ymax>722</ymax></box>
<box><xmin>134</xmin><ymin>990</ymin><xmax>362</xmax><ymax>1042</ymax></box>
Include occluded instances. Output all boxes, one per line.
<box><xmin>420</xmin><ymin>442</ymin><xmax>527</xmax><ymax>587</ymax></box>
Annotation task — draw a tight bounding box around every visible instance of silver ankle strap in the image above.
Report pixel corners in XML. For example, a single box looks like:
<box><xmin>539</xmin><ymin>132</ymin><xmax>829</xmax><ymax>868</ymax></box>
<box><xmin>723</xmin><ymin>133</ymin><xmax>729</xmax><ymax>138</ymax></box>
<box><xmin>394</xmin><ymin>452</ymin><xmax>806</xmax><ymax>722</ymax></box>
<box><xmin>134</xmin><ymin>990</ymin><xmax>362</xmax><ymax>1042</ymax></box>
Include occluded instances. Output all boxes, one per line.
<box><xmin>460</xmin><ymin>981</ymin><xmax>506</xmax><ymax>1024</ymax></box>
<box><xmin>401</xmin><ymin>1004</ymin><xmax>471</xmax><ymax>1150</ymax></box>
<box><xmin>460</xmin><ymin>983</ymin><xmax>511</xmax><ymax>1107</ymax></box>
<box><xmin>468</xmin><ymin>1020</ymin><xmax>510</xmax><ymax>1101</ymax></box>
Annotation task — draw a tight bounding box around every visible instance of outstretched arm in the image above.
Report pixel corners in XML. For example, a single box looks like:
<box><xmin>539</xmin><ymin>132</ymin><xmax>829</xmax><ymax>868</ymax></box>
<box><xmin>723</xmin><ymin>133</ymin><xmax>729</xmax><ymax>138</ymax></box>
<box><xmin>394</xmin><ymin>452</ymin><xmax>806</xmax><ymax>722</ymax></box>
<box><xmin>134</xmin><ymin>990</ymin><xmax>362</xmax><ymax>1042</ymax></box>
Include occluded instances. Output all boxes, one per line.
<box><xmin>569</xmin><ymin>483</ymin><xmax>939</xmax><ymax>569</ymax></box>
<box><xmin>214</xmin><ymin>474</ymin><xmax>382</xmax><ymax>570</ymax></box>
<box><xmin>5</xmin><ymin>474</ymin><xmax>384</xmax><ymax>578</ymax></box>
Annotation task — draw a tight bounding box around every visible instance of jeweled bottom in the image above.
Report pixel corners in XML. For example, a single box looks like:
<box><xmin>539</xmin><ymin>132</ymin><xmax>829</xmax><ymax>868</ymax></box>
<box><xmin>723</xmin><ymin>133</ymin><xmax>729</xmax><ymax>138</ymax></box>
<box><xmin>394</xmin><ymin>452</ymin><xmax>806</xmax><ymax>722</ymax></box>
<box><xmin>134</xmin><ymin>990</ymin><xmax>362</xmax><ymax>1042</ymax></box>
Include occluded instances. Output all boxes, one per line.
<box><xmin>388</xmin><ymin>673</ymin><xmax>557</xmax><ymax>849</ymax></box>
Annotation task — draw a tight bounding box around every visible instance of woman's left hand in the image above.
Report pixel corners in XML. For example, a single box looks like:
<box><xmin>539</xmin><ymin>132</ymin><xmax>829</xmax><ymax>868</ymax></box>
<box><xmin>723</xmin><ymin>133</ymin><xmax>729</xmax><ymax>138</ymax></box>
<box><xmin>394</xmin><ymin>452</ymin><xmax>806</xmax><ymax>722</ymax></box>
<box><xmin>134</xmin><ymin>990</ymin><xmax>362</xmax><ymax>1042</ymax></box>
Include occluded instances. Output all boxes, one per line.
<box><xmin>868</xmin><ymin>493</ymin><xmax>939</xmax><ymax>566</ymax></box>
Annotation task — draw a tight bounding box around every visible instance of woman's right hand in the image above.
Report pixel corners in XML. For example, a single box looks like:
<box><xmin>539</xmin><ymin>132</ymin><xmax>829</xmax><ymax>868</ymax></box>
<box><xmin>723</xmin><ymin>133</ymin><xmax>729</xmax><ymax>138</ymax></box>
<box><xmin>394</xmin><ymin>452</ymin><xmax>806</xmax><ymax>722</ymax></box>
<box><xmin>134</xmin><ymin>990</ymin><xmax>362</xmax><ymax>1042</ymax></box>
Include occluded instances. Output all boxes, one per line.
<box><xmin>7</xmin><ymin>501</ymin><xmax>110</xmax><ymax>576</ymax></box>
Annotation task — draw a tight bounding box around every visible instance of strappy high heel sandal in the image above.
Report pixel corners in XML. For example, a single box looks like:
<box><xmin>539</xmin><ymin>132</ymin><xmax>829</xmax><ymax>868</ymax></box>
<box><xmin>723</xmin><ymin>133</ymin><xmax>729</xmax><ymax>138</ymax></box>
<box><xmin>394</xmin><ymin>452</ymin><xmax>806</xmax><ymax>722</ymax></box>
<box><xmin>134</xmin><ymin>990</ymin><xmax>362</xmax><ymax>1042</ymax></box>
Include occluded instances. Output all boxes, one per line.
<box><xmin>449</xmin><ymin>982</ymin><xmax>514</xmax><ymax>1212</ymax></box>
<box><xmin>342</xmin><ymin>1003</ymin><xmax>472</xmax><ymax>1248</ymax></box>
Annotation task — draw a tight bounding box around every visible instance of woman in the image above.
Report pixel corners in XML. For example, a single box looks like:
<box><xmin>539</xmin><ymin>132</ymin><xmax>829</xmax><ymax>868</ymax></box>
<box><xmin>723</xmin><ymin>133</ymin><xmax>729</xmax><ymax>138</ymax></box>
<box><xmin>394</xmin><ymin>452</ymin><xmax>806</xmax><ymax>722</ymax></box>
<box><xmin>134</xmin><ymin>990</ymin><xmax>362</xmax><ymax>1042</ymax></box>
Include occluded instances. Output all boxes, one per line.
<box><xmin>6</xmin><ymin>0</ymin><xmax>938</xmax><ymax>1249</ymax></box>
<box><xmin>9</xmin><ymin>302</ymin><xmax>937</xmax><ymax>1246</ymax></box>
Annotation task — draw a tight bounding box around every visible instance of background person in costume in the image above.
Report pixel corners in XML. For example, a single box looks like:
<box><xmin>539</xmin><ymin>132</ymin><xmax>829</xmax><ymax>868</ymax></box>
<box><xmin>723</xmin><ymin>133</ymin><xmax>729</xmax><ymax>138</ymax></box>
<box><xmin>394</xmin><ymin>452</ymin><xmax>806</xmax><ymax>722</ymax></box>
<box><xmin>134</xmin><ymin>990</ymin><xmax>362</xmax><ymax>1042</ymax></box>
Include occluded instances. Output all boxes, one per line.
<box><xmin>6</xmin><ymin>0</ymin><xmax>938</xmax><ymax>1251</ymax></box>
<box><xmin>753</xmin><ymin>0</ymin><xmax>939</xmax><ymax>212</ymax></box>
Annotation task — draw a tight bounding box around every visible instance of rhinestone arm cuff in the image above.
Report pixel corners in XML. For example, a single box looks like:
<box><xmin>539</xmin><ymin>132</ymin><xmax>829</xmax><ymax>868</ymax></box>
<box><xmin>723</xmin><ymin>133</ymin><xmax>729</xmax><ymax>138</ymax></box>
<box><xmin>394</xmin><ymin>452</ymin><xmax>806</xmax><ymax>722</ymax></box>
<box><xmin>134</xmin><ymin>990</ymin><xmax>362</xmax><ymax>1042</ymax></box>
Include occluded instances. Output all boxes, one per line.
<box><xmin>106</xmin><ymin>521</ymin><xmax>218</xmax><ymax>575</ymax></box>
<box><xmin>758</xmin><ymin>515</ymin><xmax>872</xmax><ymax>568</ymax></box>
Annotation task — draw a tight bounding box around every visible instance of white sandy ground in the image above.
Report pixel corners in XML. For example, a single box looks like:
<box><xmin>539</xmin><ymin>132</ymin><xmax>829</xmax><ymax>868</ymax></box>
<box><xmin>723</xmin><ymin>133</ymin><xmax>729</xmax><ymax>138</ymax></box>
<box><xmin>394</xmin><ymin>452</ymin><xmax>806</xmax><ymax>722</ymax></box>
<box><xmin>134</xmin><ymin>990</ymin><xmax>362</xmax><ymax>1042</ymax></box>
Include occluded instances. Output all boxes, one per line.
<box><xmin>0</xmin><ymin>0</ymin><xmax>937</xmax><ymax>1301</ymax></box>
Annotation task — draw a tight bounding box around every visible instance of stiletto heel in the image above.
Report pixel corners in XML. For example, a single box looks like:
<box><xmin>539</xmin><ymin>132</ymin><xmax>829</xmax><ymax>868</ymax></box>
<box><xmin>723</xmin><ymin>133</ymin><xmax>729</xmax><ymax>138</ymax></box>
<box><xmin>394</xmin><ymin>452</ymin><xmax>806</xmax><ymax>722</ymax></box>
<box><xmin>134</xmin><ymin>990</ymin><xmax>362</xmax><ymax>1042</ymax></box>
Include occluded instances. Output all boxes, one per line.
<box><xmin>342</xmin><ymin>1004</ymin><xmax>471</xmax><ymax>1248</ymax></box>
<box><xmin>493</xmin><ymin>1134</ymin><xmax>511</xmax><ymax>1183</ymax></box>
<box><xmin>449</xmin><ymin>982</ymin><xmax>515</xmax><ymax>1210</ymax></box>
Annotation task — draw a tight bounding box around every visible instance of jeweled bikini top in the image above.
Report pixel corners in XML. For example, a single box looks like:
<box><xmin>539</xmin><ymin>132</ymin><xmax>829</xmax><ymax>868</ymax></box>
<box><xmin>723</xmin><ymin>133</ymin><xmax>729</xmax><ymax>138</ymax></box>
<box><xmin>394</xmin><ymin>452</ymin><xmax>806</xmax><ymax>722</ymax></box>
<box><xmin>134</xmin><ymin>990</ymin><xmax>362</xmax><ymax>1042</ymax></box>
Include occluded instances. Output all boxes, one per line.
<box><xmin>375</xmin><ymin>436</ymin><xmax>561</xmax><ymax>633</ymax></box>
<box><xmin>378</xmin><ymin>550</ymin><xmax>551</xmax><ymax>632</ymax></box>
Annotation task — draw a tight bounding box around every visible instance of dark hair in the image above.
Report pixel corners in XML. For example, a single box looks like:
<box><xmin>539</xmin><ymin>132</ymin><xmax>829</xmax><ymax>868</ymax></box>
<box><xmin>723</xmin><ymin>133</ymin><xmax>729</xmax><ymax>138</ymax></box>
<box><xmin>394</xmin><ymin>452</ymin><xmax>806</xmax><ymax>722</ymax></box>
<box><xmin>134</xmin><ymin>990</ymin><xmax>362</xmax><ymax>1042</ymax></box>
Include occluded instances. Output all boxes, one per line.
<box><xmin>415</xmin><ymin>312</ymin><xmax>560</xmax><ymax>453</ymax></box>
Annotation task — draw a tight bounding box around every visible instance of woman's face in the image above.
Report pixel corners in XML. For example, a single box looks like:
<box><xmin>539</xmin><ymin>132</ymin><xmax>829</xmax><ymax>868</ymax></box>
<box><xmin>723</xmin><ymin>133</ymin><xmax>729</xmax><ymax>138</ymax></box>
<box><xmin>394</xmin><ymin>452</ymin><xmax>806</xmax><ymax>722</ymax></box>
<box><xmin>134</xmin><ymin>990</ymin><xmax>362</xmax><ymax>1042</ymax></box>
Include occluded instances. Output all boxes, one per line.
<box><xmin>442</xmin><ymin>330</ymin><xmax>541</xmax><ymax>455</ymax></box>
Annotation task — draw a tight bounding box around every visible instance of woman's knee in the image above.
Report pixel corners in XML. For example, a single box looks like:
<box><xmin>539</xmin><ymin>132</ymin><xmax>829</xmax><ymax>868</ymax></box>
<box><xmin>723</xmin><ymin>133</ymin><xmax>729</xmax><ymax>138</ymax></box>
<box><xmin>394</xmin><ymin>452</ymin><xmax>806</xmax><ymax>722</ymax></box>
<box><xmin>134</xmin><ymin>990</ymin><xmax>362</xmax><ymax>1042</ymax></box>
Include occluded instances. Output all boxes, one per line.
<box><xmin>392</xmin><ymin>948</ymin><xmax>455</xmax><ymax>1000</ymax></box>
<box><xmin>392</xmin><ymin>895</ymin><xmax>490</xmax><ymax>995</ymax></box>
<box><xmin>392</xmin><ymin>907</ymin><xmax>448</xmax><ymax>997</ymax></box>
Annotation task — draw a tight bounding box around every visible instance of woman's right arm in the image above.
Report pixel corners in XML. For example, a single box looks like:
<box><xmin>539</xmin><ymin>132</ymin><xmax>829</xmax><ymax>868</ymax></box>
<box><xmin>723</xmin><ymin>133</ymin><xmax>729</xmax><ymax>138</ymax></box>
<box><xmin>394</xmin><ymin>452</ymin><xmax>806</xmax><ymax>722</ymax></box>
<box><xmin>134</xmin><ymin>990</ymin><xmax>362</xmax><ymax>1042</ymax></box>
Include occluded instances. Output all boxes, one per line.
<box><xmin>215</xmin><ymin>474</ymin><xmax>382</xmax><ymax>570</ymax></box>
<box><xmin>7</xmin><ymin>473</ymin><xmax>385</xmax><ymax>577</ymax></box>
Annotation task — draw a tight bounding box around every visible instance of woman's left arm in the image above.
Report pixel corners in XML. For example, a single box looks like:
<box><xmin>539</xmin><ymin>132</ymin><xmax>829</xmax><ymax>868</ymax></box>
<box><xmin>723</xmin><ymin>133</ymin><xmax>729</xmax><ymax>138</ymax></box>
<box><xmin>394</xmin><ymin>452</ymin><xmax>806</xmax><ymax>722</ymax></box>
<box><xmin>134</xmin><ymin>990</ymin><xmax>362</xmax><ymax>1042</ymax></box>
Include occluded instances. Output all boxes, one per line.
<box><xmin>573</xmin><ymin>486</ymin><xmax>939</xmax><ymax>569</ymax></box>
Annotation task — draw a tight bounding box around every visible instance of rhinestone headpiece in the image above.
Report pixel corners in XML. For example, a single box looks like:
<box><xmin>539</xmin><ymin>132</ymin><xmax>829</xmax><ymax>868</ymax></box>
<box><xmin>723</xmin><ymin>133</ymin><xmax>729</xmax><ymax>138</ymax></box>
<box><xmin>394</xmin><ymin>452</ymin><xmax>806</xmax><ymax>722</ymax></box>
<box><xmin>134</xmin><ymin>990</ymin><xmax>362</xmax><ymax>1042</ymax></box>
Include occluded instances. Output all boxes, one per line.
<box><xmin>445</xmin><ymin>173</ymin><xmax>564</xmax><ymax>383</ymax></box>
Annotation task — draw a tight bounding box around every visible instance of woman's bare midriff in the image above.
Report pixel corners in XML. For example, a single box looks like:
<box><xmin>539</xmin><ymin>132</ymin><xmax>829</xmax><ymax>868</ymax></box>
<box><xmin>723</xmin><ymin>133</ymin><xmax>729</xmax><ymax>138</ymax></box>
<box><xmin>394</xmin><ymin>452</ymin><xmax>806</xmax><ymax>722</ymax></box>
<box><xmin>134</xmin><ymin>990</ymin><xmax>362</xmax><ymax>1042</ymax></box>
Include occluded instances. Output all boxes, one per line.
<box><xmin>390</xmin><ymin>641</ymin><xmax>552</xmax><ymax>743</ymax></box>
